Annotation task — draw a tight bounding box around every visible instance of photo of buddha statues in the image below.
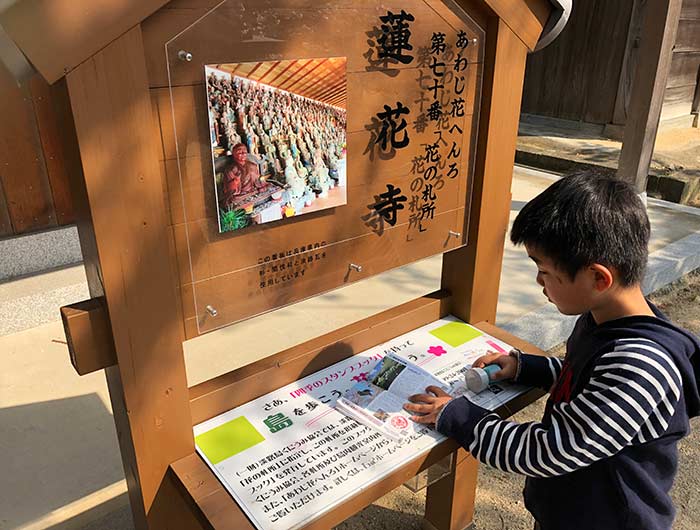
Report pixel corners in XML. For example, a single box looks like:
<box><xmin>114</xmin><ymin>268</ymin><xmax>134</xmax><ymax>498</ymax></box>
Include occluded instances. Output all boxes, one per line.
<box><xmin>204</xmin><ymin>58</ymin><xmax>348</xmax><ymax>233</ymax></box>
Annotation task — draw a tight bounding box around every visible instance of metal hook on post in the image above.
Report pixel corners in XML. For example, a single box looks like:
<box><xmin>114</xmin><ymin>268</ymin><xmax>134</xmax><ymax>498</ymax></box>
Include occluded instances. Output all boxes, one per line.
<box><xmin>349</xmin><ymin>263</ymin><xmax>363</xmax><ymax>273</ymax></box>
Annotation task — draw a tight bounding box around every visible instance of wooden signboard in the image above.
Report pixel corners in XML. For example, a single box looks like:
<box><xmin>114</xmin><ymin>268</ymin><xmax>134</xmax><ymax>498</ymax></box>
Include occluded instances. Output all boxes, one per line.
<box><xmin>153</xmin><ymin>0</ymin><xmax>485</xmax><ymax>336</ymax></box>
<box><xmin>1</xmin><ymin>0</ymin><xmax>555</xmax><ymax>529</ymax></box>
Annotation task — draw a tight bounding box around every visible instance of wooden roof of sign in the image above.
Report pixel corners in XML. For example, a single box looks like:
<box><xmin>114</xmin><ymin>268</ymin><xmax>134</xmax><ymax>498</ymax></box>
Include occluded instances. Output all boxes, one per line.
<box><xmin>0</xmin><ymin>0</ymin><xmax>554</xmax><ymax>84</ymax></box>
<box><xmin>0</xmin><ymin>0</ymin><xmax>170</xmax><ymax>83</ymax></box>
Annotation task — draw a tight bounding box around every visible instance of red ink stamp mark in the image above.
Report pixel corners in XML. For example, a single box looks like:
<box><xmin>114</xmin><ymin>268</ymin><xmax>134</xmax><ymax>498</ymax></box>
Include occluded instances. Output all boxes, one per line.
<box><xmin>391</xmin><ymin>415</ymin><xmax>409</xmax><ymax>429</ymax></box>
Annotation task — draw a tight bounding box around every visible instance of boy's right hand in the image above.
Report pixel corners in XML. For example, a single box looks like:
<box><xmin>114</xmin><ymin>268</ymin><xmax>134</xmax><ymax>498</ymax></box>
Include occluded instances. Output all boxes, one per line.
<box><xmin>472</xmin><ymin>351</ymin><xmax>518</xmax><ymax>381</ymax></box>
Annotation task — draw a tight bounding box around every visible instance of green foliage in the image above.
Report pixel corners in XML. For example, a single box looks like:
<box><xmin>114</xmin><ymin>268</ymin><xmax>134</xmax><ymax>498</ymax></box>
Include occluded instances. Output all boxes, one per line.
<box><xmin>220</xmin><ymin>207</ymin><xmax>249</xmax><ymax>232</ymax></box>
<box><xmin>372</xmin><ymin>358</ymin><xmax>406</xmax><ymax>391</ymax></box>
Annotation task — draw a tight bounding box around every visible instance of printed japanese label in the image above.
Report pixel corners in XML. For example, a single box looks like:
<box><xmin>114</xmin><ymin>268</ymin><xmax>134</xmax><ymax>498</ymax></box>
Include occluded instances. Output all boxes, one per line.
<box><xmin>194</xmin><ymin>316</ymin><xmax>529</xmax><ymax>530</ymax></box>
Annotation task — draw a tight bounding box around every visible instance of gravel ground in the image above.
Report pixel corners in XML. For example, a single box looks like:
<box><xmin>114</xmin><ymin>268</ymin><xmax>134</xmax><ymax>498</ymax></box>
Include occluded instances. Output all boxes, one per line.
<box><xmin>338</xmin><ymin>269</ymin><xmax>700</xmax><ymax>530</ymax></box>
<box><xmin>517</xmin><ymin>126</ymin><xmax>700</xmax><ymax>206</ymax></box>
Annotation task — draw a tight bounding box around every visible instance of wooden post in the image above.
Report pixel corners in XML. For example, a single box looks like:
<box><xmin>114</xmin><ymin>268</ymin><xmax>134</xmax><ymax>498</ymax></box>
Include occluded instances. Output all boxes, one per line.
<box><xmin>65</xmin><ymin>26</ymin><xmax>194</xmax><ymax>529</ymax></box>
<box><xmin>424</xmin><ymin>450</ymin><xmax>479</xmax><ymax>530</ymax></box>
<box><xmin>441</xmin><ymin>16</ymin><xmax>529</xmax><ymax>327</ymax></box>
<box><xmin>617</xmin><ymin>0</ymin><xmax>683</xmax><ymax>192</ymax></box>
<box><xmin>429</xmin><ymin>16</ymin><xmax>530</xmax><ymax>530</ymax></box>
<box><xmin>610</xmin><ymin>0</ymin><xmax>646</xmax><ymax>128</ymax></box>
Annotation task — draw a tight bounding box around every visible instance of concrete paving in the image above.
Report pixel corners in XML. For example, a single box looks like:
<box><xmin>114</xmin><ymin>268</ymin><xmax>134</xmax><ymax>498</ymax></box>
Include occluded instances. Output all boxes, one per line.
<box><xmin>0</xmin><ymin>226</ymin><xmax>82</xmax><ymax>283</ymax></box>
<box><xmin>1</xmin><ymin>166</ymin><xmax>698</xmax><ymax>530</ymax></box>
<box><xmin>498</xmin><ymin>167</ymin><xmax>700</xmax><ymax>350</ymax></box>
<box><xmin>0</xmin><ymin>265</ymin><xmax>88</xmax><ymax>336</ymax></box>
<box><xmin>0</xmin><ymin>322</ymin><xmax>125</xmax><ymax>530</ymax></box>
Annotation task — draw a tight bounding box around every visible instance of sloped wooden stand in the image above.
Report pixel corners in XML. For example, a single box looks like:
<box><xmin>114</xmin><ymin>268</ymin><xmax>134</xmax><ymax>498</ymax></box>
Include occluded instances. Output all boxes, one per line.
<box><xmin>176</xmin><ymin>309</ymin><xmax>545</xmax><ymax>530</ymax></box>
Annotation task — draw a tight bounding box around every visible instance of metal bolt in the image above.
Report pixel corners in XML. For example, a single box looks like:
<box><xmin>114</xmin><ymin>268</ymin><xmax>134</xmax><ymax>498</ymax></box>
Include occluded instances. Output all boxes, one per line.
<box><xmin>349</xmin><ymin>263</ymin><xmax>363</xmax><ymax>273</ymax></box>
<box><xmin>178</xmin><ymin>50</ymin><xmax>193</xmax><ymax>62</ymax></box>
<box><xmin>205</xmin><ymin>305</ymin><xmax>218</xmax><ymax>317</ymax></box>
<box><xmin>449</xmin><ymin>230</ymin><xmax>461</xmax><ymax>238</ymax></box>
<box><xmin>472</xmin><ymin>37</ymin><xmax>478</xmax><ymax>45</ymax></box>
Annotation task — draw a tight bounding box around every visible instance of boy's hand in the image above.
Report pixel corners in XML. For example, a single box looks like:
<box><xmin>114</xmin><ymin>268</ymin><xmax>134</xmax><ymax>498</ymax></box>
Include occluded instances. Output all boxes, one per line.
<box><xmin>472</xmin><ymin>351</ymin><xmax>518</xmax><ymax>380</ymax></box>
<box><xmin>404</xmin><ymin>386</ymin><xmax>452</xmax><ymax>425</ymax></box>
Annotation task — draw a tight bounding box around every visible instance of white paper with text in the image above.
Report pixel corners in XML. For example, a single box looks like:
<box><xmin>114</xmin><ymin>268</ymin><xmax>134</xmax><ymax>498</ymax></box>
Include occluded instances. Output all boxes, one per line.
<box><xmin>193</xmin><ymin>316</ymin><xmax>530</xmax><ymax>530</ymax></box>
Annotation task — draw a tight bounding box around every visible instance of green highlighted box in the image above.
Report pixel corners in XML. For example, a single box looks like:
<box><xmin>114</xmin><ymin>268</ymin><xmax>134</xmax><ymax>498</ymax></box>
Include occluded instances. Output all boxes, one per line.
<box><xmin>195</xmin><ymin>416</ymin><xmax>265</xmax><ymax>464</ymax></box>
<box><xmin>429</xmin><ymin>322</ymin><xmax>482</xmax><ymax>347</ymax></box>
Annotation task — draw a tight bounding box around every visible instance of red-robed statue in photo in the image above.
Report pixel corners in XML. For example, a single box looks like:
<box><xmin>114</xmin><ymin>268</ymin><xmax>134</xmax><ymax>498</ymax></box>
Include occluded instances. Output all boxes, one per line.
<box><xmin>221</xmin><ymin>143</ymin><xmax>266</xmax><ymax>206</ymax></box>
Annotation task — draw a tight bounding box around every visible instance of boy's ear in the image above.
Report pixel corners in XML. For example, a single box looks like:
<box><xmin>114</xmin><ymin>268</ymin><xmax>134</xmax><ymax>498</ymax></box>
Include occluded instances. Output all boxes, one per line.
<box><xmin>590</xmin><ymin>263</ymin><xmax>614</xmax><ymax>291</ymax></box>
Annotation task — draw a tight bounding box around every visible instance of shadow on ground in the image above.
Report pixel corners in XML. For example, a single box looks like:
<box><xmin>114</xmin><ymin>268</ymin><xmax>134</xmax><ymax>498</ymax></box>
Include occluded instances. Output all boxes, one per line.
<box><xmin>0</xmin><ymin>394</ymin><xmax>123</xmax><ymax>529</ymax></box>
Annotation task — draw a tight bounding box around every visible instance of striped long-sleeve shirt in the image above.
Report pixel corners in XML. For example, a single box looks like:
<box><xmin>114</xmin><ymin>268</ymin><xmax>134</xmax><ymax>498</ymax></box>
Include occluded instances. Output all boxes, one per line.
<box><xmin>437</xmin><ymin>308</ymin><xmax>700</xmax><ymax>530</ymax></box>
<box><xmin>464</xmin><ymin>342</ymin><xmax>682</xmax><ymax>477</ymax></box>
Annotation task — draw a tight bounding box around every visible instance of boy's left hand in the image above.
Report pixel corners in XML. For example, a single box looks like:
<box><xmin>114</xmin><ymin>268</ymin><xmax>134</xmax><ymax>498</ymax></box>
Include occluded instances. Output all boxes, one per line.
<box><xmin>404</xmin><ymin>386</ymin><xmax>453</xmax><ymax>424</ymax></box>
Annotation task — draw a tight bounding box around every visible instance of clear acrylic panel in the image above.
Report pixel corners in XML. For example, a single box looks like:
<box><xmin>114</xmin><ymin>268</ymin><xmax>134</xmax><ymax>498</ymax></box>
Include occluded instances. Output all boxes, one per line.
<box><xmin>403</xmin><ymin>453</ymin><xmax>454</xmax><ymax>492</ymax></box>
<box><xmin>163</xmin><ymin>0</ymin><xmax>485</xmax><ymax>335</ymax></box>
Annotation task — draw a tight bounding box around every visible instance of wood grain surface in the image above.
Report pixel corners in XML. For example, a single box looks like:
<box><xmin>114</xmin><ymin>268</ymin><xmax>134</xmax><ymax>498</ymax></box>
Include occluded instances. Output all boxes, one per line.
<box><xmin>0</xmin><ymin>64</ymin><xmax>56</xmax><ymax>234</ymax></box>
<box><xmin>66</xmin><ymin>26</ymin><xmax>194</xmax><ymax>527</ymax></box>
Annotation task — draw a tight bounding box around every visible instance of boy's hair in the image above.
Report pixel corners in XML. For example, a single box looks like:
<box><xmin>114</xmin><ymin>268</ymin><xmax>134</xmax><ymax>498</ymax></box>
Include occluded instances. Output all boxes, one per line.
<box><xmin>510</xmin><ymin>170</ymin><xmax>650</xmax><ymax>286</ymax></box>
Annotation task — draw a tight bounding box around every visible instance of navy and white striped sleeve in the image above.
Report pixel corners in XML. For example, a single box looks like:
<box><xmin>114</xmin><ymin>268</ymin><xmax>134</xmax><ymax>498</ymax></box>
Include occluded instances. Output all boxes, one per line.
<box><xmin>515</xmin><ymin>353</ymin><xmax>564</xmax><ymax>390</ymax></box>
<box><xmin>437</xmin><ymin>340</ymin><xmax>682</xmax><ymax>478</ymax></box>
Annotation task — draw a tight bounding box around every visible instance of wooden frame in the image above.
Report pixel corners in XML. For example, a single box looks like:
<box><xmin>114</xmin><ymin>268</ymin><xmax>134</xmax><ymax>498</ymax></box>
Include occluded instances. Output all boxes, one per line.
<box><xmin>1</xmin><ymin>0</ymin><xmax>551</xmax><ymax>528</ymax></box>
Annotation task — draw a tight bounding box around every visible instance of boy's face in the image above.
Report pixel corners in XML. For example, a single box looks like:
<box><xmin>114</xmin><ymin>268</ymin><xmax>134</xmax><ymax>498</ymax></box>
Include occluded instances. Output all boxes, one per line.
<box><xmin>525</xmin><ymin>245</ymin><xmax>603</xmax><ymax>316</ymax></box>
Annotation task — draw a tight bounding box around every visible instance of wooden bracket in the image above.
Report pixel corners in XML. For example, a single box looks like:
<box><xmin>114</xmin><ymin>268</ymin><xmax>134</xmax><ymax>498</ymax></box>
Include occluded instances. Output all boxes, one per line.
<box><xmin>60</xmin><ymin>297</ymin><xmax>117</xmax><ymax>375</ymax></box>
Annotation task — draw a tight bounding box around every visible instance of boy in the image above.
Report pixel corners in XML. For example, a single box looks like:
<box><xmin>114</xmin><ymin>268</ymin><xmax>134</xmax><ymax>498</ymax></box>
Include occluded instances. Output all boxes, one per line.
<box><xmin>405</xmin><ymin>172</ymin><xmax>700</xmax><ymax>530</ymax></box>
